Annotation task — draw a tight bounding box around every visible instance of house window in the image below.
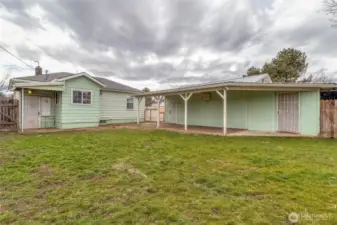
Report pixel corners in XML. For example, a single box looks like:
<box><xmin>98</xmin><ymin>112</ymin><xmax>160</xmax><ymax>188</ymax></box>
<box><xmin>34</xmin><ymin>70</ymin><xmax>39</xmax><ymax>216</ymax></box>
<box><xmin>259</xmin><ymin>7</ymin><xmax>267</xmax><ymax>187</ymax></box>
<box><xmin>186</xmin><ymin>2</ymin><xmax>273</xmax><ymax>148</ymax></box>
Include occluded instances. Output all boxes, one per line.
<box><xmin>55</xmin><ymin>92</ymin><xmax>61</xmax><ymax>104</ymax></box>
<box><xmin>82</xmin><ymin>91</ymin><xmax>91</xmax><ymax>104</ymax></box>
<box><xmin>127</xmin><ymin>97</ymin><xmax>134</xmax><ymax>109</ymax></box>
<box><xmin>72</xmin><ymin>90</ymin><xmax>92</xmax><ymax>104</ymax></box>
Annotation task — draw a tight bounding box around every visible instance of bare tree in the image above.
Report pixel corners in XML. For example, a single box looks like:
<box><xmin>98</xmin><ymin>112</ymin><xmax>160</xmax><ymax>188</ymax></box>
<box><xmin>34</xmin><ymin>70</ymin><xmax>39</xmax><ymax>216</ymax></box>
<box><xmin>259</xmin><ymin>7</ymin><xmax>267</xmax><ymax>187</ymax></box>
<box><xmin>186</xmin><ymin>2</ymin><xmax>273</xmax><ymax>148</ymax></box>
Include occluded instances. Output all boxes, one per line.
<box><xmin>299</xmin><ymin>68</ymin><xmax>335</xmax><ymax>83</ymax></box>
<box><xmin>323</xmin><ymin>0</ymin><xmax>337</xmax><ymax>26</ymax></box>
<box><xmin>0</xmin><ymin>68</ymin><xmax>12</xmax><ymax>88</ymax></box>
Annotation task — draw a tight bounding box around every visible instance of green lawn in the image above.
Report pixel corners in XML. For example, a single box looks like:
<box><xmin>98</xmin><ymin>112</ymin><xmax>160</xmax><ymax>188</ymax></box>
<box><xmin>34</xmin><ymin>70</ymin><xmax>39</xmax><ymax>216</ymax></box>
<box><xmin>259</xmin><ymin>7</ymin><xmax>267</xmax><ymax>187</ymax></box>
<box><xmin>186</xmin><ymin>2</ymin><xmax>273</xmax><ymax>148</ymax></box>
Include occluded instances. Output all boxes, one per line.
<box><xmin>1</xmin><ymin>129</ymin><xmax>336</xmax><ymax>224</ymax></box>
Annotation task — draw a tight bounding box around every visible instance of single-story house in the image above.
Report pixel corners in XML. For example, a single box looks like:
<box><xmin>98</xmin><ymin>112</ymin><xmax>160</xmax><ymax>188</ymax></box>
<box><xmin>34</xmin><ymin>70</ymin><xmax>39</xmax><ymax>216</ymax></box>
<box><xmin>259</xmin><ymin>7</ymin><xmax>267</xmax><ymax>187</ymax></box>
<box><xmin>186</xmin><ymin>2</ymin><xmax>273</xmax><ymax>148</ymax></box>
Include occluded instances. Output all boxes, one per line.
<box><xmin>9</xmin><ymin>72</ymin><xmax>145</xmax><ymax>131</ymax></box>
<box><xmin>134</xmin><ymin>74</ymin><xmax>337</xmax><ymax>136</ymax></box>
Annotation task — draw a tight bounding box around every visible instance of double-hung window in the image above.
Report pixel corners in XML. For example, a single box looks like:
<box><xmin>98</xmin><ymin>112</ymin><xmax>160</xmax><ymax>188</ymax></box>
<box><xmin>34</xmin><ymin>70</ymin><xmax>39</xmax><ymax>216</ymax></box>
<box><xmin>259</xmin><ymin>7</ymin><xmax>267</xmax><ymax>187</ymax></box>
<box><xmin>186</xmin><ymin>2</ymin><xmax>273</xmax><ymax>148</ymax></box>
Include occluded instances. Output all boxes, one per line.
<box><xmin>127</xmin><ymin>97</ymin><xmax>134</xmax><ymax>109</ymax></box>
<box><xmin>72</xmin><ymin>90</ymin><xmax>92</xmax><ymax>104</ymax></box>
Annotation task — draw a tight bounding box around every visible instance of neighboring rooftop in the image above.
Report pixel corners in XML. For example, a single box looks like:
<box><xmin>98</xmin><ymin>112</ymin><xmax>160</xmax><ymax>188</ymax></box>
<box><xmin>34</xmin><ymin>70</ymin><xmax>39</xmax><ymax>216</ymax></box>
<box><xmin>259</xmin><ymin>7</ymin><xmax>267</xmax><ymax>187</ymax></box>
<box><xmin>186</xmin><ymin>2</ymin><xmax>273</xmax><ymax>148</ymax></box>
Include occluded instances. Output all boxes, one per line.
<box><xmin>12</xmin><ymin>72</ymin><xmax>141</xmax><ymax>93</ymax></box>
<box><xmin>175</xmin><ymin>74</ymin><xmax>272</xmax><ymax>90</ymax></box>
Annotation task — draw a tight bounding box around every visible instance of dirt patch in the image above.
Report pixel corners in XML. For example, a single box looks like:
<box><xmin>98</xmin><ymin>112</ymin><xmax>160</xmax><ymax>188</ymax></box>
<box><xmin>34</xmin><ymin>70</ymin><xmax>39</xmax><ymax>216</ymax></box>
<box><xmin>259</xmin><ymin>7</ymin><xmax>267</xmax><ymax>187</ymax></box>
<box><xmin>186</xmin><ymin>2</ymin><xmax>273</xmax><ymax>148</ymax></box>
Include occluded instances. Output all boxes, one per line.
<box><xmin>112</xmin><ymin>162</ymin><xmax>148</xmax><ymax>179</ymax></box>
<box><xmin>32</xmin><ymin>163</ymin><xmax>54</xmax><ymax>176</ymax></box>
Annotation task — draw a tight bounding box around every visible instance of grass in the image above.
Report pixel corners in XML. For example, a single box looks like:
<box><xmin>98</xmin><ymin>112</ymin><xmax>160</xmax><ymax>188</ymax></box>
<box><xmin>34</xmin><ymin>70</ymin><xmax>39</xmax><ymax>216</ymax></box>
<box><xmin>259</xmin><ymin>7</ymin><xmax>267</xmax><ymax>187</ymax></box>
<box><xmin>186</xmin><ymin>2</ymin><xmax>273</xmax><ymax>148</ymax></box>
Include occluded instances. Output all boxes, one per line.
<box><xmin>0</xmin><ymin>129</ymin><xmax>336</xmax><ymax>224</ymax></box>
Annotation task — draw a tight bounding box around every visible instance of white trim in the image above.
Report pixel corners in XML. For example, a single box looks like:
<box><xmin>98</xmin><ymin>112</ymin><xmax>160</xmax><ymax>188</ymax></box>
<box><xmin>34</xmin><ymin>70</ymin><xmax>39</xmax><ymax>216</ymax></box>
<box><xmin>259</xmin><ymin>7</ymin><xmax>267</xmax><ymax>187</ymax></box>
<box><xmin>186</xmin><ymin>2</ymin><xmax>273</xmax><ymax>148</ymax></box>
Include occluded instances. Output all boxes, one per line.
<box><xmin>223</xmin><ymin>90</ymin><xmax>227</xmax><ymax>135</ymax></box>
<box><xmin>14</xmin><ymin>82</ymin><xmax>64</xmax><ymax>87</ymax></box>
<box><xmin>136</xmin><ymin>97</ymin><xmax>143</xmax><ymax>124</ymax></box>
<box><xmin>298</xmin><ymin>92</ymin><xmax>301</xmax><ymax>133</ymax></box>
<box><xmin>9</xmin><ymin>79</ymin><xmax>32</xmax><ymax>89</ymax></box>
<box><xmin>275</xmin><ymin>92</ymin><xmax>278</xmax><ymax>132</ymax></box>
<box><xmin>38</xmin><ymin>97</ymin><xmax>41</xmax><ymax>128</ymax></box>
<box><xmin>179</xmin><ymin>93</ymin><xmax>193</xmax><ymax>131</ymax></box>
<box><xmin>55</xmin><ymin>72</ymin><xmax>106</xmax><ymax>87</ymax></box>
<box><xmin>71</xmin><ymin>88</ymin><xmax>93</xmax><ymax>105</ymax></box>
<box><xmin>134</xmin><ymin>82</ymin><xmax>332</xmax><ymax>97</ymax></box>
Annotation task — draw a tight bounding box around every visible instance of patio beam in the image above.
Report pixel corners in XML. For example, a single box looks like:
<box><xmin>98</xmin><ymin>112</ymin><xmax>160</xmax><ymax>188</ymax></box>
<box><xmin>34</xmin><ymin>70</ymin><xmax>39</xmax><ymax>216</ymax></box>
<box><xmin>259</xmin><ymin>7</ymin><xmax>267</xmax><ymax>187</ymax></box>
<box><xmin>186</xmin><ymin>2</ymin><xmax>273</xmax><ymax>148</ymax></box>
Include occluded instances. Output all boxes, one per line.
<box><xmin>136</xmin><ymin>97</ymin><xmax>143</xmax><ymax>124</ymax></box>
<box><xmin>216</xmin><ymin>89</ymin><xmax>227</xmax><ymax>135</ymax></box>
<box><xmin>179</xmin><ymin>93</ymin><xmax>193</xmax><ymax>131</ymax></box>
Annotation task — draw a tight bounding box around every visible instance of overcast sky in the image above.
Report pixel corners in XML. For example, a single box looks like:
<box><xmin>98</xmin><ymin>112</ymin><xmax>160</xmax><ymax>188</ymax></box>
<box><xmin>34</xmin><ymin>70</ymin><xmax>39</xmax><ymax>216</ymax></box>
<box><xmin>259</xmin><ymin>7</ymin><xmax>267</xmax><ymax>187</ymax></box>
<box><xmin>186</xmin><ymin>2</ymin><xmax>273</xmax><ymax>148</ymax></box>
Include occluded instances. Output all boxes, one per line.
<box><xmin>0</xmin><ymin>0</ymin><xmax>336</xmax><ymax>90</ymax></box>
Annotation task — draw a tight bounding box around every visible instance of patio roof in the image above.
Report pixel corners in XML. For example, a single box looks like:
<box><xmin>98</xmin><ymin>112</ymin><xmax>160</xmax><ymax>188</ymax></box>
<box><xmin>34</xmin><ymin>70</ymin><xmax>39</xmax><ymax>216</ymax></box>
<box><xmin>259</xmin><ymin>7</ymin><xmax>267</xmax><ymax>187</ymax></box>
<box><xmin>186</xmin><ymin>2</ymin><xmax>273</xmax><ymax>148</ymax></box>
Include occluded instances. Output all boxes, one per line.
<box><xmin>11</xmin><ymin>81</ymin><xmax>64</xmax><ymax>91</ymax></box>
<box><xmin>134</xmin><ymin>82</ymin><xmax>337</xmax><ymax>97</ymax></box>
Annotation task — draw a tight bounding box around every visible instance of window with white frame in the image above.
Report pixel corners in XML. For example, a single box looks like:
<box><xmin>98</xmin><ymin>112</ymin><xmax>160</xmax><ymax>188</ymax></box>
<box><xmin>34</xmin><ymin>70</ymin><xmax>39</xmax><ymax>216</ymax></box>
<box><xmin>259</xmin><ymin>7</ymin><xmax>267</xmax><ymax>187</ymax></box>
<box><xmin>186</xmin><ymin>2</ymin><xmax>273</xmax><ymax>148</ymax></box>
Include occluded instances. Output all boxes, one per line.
<box><xmin>72</xmin><ymin>90</ymin><xmax>92</xmax><ymax>104</ymax></box>
<box><xmin>127</xmin><ymin>97</ymin><xmax>134</xmax><ymax>109</ymax></box>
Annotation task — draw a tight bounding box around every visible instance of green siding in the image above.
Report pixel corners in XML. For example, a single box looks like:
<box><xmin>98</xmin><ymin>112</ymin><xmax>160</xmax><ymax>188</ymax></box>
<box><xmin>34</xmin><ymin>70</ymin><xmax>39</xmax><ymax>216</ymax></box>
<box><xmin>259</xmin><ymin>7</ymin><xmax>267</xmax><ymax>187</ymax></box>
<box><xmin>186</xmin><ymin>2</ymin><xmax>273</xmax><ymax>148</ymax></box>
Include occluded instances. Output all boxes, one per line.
<box><xmin>165</xmin><ymin>91</ymin><xmax>276</xmax><ymax>133</ymax></box>
<box><xmin>227</xmin><ymin>91</ymin><xmax>247</xmax><ymax>129</ymax></box>
<box><xmin>166</xmin><ymin>90</ymin><xmax>319</xmax><ymax>135</ymax></box>
<box><xmin>100</xmin><ymin>91</ymin><xmax>145</xmax><ymax>123</ymax></box>
<box><xmin>59</xmin><ymin>77</ymin><xmax>101</xmax><ymax>129</ymax></box>
<box><xmin>246</xmin><ymin>91</ymin><xmax>277</xmax><ymax>132</ymax></box>
<box><xmin>40</xmin><ymin>116</ymin><xmax>56</xmax><ymax>128</ymax></box>
<box><xmin>300</xmin><ymin>91</ymin><xmax>320</xmax><ymax>135</ymax></box>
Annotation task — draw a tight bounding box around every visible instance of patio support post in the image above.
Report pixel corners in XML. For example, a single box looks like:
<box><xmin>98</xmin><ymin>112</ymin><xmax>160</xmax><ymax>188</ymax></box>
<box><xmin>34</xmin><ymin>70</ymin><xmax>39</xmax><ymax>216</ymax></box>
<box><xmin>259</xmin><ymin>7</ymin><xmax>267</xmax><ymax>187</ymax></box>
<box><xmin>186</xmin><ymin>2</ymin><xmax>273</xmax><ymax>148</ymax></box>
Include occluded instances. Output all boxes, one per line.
<box><xmin>157</xmin><ymin>97</ymin><xmax>160</xmax><ymax>128</ymax></box>
<box><xmin>21</xmin><ymin>88</ymin><xmax>24</xmax><ymax>133</ymax></box>
<box><xmin>136</xmin><ymin>97</ymin><xmax>143</xmax><ymax>124</ymax></box>
<box><xmin>155</xmin><ymin>96</ymin><xmax>163</xmax><ymax>128</ymax></box>
<box><xmin>179</xmin><ymin>93</ymin><xmax>193</xmax><ymax>131</ymax></box>
<box><xmin>216</xmin><ymin>89</ymin><xmax>227</xmax><ymax>135</ymax></box>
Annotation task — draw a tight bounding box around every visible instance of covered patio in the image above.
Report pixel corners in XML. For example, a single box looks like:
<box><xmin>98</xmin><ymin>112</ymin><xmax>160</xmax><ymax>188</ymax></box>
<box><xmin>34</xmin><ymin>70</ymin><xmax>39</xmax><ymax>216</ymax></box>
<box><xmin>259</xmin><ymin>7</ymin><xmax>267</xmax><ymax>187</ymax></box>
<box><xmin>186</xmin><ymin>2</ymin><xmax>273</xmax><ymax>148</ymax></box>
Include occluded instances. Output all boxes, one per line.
<box><xmin>12</xmin><ymin>82</ymin><xmax>64</xmax><ymax>132</ymax></box>
<box><xmin>134</xmin><ymin>82</ymin><xmax>336</xmax><ymax>137</ymax></box>
<box><xmin>125</xmin><ymin>122</ymin><xmax>304</xmax><ymax>137</ymax></box>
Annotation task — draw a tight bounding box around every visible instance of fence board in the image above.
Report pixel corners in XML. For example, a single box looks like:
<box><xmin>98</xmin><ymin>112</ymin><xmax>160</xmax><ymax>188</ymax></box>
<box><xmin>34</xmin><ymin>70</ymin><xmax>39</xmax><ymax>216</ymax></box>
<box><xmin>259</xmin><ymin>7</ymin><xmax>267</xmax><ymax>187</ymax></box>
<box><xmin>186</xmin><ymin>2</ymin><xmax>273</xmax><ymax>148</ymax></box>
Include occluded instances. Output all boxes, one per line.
<box><xmin>320</xmin><ymin>100</ymin><xmax>337</xmax><ymax>138</ymax></box>
<box><xmin>0</xmin><ymin>97</ymin><xmax>19</xmax><ymax>132</ymax></box>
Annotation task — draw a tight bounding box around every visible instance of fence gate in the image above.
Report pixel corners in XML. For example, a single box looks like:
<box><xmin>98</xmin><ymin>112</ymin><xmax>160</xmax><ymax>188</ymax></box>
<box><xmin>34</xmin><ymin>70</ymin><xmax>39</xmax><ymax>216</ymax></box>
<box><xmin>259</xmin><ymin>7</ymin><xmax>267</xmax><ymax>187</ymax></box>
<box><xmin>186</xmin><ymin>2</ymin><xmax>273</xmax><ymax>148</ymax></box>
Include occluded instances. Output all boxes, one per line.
<box><xmin>0</xmin><ymin>97</ymin><xmax>19</xmax><ymax>132</ymax></box>
<box><xmin>320</xmin><ymin>100</ymin><xmax>337</xmax><ymax>138</ymax></box>
<box><xmin>144</xmin><ymin>108</ymin><xmax>164</xmax><ymax>122</ymax></box>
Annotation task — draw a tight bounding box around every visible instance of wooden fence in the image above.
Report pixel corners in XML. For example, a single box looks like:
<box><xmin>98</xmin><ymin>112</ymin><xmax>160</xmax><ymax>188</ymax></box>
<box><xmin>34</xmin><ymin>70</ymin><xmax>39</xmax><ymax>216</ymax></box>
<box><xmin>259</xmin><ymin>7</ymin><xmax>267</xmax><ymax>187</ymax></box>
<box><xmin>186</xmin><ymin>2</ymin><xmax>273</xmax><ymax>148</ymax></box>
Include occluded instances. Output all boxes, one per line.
<box><xmin>0</xmin><ymin>97</ymin><xmax>19</xmax><ymax>132</ymax></box>
<box><xmin>320</xmin><ymin>100</ymin><xmax>337</xmax><ymax>138</ymax></box>
<box><xmin>144</xmin><ymin>108</ymin><xmax>164</xmax><ymax>122</ymax></box>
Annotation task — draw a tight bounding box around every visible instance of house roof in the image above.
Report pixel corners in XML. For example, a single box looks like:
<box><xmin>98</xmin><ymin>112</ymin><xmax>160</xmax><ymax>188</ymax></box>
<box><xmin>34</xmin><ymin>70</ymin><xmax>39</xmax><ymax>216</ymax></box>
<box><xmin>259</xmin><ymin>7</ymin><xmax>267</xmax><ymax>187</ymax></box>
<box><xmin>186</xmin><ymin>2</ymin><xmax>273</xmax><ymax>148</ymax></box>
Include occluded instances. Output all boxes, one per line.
<box><xmin>175</xmin><ymin>74</ymin><xmax>271</xmax><ymax>90</ymax></box>
<box><xmin>95</xmin><ymin>77</ymin><xmax>140</xmax><ymax>93</ymax></box>
<box><xmin>14</xmin><ymin>72</ymin><xmax>73</xmax><ymax>82</ymax></box>
<box><xmin>11</xmin><ymin>72</ymin><xmax>141</xmax><ymax>93</ymax></box>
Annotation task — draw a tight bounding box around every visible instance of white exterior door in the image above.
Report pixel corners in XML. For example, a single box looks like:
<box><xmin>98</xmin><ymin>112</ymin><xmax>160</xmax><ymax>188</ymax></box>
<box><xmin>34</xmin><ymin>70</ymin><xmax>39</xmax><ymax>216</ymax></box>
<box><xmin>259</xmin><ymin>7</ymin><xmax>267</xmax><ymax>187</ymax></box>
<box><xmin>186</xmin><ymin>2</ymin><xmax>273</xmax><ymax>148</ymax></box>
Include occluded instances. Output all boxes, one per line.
<box><xmin>24</xmin><ymin>96</ymin><xmax>40</xmax><ymax>129</ymax></box>
<box><xmin>278</xmin><ymin>93</ymin><xmax>299</xmax><ymax>133</ymax></box>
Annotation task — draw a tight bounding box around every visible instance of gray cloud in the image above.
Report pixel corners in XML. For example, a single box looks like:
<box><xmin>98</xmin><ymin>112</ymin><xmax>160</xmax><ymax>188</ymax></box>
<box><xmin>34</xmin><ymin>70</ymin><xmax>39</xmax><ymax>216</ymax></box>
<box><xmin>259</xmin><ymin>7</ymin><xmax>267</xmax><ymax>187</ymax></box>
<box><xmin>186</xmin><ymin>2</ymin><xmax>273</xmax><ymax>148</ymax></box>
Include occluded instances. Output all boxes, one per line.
<box><xmin>1</xmin><ymin>0</ymin><xmax>336</xmax><ymax>85</ymax></box>
<box><xmin>0</xmin><ymin>0</ymin><xmax>42</xmax><ymax>29</ymax></box>
<box><xmin>15</xmin><ymin>44</ymin><xmax>42</xmax><ymax>61</ymax></box>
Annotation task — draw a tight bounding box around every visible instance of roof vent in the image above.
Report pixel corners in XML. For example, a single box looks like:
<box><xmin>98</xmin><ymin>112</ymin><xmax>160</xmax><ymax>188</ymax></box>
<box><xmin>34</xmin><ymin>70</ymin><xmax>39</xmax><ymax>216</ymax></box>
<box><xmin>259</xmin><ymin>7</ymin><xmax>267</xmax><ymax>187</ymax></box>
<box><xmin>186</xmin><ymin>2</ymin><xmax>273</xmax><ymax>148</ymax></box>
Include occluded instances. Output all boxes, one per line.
<box><xmin>35</xmin><ymin>61</ymin><xmax>42</xmax><ymax>75</ymax></box>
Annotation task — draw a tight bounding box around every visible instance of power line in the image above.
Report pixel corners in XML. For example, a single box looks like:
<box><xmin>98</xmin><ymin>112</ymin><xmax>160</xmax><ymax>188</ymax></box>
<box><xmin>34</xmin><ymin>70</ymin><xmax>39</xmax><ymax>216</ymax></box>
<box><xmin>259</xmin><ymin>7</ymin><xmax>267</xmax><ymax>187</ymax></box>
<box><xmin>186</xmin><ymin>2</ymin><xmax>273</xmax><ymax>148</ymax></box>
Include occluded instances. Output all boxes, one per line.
<box><xmin>0</xmin><ymin>45</ymin><xmax>34</xmax><ymax>69</ymax></box>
